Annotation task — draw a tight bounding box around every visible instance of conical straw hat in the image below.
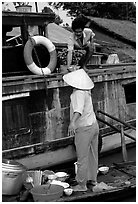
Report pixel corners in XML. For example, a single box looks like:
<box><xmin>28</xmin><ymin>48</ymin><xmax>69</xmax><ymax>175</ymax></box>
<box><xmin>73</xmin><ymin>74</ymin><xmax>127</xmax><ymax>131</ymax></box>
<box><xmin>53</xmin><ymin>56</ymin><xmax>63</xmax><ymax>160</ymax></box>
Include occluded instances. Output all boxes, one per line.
<box><xmin>63</xmin><ymin>69</ymin><xmax>94</xmax><ymax>90</ymax></box>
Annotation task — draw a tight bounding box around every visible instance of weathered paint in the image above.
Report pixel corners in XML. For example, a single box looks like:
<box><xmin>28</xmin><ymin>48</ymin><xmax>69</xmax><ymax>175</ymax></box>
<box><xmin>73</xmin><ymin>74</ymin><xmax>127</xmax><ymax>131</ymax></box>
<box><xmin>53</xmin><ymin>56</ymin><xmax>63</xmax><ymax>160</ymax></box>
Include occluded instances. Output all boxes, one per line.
<box><xmin>2</xmin><ymin>64</ymin><xmax>136</xmax><ymax>166</ymax></box>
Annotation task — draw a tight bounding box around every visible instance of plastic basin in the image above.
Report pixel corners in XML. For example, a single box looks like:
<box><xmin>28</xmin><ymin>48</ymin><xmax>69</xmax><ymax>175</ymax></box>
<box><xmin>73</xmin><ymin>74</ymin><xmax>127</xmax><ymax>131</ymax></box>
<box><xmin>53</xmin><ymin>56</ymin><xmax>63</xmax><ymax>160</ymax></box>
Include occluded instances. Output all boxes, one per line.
<box><xmin>31</xmin><ymin>184</ymin><xmax>64</xmax><ymax>202</ymax></box>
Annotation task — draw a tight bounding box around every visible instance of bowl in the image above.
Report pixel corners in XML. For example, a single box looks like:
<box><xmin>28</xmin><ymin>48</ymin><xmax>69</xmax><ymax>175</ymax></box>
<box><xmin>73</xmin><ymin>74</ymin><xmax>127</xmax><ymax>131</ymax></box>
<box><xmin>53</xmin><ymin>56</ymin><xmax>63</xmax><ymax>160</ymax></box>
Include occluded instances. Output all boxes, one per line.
<box><xmin>55</xmin><ymin>172</ymin><xmax>68</xmax><ymax>177</ymax></box>
<box><xmin>50</xmin><ymin>180</ymin><xmax>70</xmax><ymax>189</ymax></box>
<box><xmin>98</xmin><ymin>166</ymin><xmax>109</xmax><ymax>174</ymax></box>
<box><xmin>31</xmin><ymin>184</ymin><xmax>64</xmax><ymax>202</ymax></box>
<box><xmin>47</xmin><ymin>174</ymin><xmax>57</xmax><ymax>180</ymax></box>
<box><xmin>55</xmin><ymin>172</ymin><xmax>69</xmax><ymax>181</ymax></box>
<box><xmin>64</xmin><ymin>188</ymin><xmax>73</xmax><ymax>196</ymax></box>
<box><xmin>42</xmin><ymin>170</ymin><xmax>56</xmax><ymax>183</ymax></box>
<box><xmin>43</xmin><ymin>170</ymin><xmax>55</xmax><ymax>176</ymax></box>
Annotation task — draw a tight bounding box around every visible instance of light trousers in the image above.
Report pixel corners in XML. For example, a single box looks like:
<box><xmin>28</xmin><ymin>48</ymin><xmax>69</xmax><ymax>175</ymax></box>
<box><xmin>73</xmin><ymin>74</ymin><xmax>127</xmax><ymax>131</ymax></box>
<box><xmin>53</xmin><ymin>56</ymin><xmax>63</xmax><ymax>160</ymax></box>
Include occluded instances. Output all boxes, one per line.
<box><xmin>75</xmin><ymin>121</ymin><xmax>99</xmax><ymax>186</ymax></box>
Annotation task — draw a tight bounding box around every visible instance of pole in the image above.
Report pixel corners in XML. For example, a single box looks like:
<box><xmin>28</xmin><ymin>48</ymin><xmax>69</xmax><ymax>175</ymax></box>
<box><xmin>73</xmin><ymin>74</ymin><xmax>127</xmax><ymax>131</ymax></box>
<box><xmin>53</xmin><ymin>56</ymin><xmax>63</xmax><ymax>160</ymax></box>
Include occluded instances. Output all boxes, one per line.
<box><xmin>120</xmin><ymin>125</ymin><xmax>128</xmax><ymax>162</ymax></box>
<box><xmin>35</xmin><ymin>2</ymin><xmax>38</xmax><ymax>12</ymax></box>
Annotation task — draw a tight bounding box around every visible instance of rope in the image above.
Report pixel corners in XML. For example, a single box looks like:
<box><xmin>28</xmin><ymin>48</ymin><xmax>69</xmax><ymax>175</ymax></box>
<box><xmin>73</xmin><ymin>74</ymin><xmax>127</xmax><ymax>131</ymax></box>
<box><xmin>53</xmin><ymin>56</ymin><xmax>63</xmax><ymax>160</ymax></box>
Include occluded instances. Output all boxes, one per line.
<box><xmin>23</xmin><ymin>17</ymin><xmax>49</xmax><ymax>110</ymax></box>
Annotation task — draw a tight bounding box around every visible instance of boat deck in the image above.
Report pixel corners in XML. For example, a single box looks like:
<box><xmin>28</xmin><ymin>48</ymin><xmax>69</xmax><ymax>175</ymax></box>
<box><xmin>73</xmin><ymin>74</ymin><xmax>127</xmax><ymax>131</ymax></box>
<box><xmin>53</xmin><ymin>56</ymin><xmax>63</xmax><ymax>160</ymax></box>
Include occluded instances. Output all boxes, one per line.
<box><xmin>54</xmin><ymin>161</ymin><xmax>136</xmax><ymax>202</ymax></box>
<box><xmin>2</xmin><ymin>160</ymin><xmax>136</xmax><ymax>202</ymax></box>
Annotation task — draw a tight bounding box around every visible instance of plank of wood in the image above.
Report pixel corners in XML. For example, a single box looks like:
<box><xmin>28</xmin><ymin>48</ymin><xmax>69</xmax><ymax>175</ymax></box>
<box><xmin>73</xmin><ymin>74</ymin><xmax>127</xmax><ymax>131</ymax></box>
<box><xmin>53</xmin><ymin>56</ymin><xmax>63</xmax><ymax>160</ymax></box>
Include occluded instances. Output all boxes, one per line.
<box><xmin>2</xmin><ymin>92</ymin><xmax>30</xmax><ymax>100</ymax></box>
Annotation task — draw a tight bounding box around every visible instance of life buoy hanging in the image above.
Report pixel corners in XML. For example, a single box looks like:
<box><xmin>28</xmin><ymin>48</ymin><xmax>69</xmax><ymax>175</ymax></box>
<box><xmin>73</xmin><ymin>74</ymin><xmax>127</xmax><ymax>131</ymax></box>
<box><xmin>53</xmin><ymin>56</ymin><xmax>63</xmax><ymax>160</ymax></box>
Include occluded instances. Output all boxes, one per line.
<box><xmin>24</xmin><ymin>36</ymin><xmax>57</xmax><ymax>75</ymax></box>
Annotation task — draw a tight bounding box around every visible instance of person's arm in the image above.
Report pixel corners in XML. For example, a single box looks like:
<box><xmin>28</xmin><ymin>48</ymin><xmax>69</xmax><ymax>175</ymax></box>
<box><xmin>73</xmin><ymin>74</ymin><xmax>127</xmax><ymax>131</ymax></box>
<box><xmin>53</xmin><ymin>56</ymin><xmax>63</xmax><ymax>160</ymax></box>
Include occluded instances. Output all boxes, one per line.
<box><xmin>68</xmin><ymin>112</ymin><xmax>81</xmax><ymax>136</ymax></box>
<box><xmin>89</xmin><ymin>30</ymin><xmax>95</xmax><ymax>52</ymax></box>
<box><xmin>82</xmin><ymin>28</ymin><xmax>95</xmax><ymax>51</ymax></box>
<box><xmin>68</xmin><ymin>90</ymin><xmax>85</xmax><ymax>136</ymax></box>
<box><xmin>67</xmin><ymin>34</ymin><xmax>74</xmax><ymax>69</ymax></box>
<box><xmin>67</xmin><ymin>50</ymin><xmax>73</xmax><ymax>69</ymax></box>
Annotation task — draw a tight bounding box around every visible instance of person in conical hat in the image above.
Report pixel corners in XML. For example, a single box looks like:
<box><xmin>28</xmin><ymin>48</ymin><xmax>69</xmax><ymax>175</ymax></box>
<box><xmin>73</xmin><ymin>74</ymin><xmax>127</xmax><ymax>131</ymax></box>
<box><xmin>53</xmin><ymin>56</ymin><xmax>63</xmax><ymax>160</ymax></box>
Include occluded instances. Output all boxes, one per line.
<box><xmin>63</xmin><ymin>69</ymin><xmax>99</xmax><ymax>192</ymax></box>
<box><xmin>63</xmin><ymin>69</ymin><xmax>94</xmax><ymax>90</ymax></box>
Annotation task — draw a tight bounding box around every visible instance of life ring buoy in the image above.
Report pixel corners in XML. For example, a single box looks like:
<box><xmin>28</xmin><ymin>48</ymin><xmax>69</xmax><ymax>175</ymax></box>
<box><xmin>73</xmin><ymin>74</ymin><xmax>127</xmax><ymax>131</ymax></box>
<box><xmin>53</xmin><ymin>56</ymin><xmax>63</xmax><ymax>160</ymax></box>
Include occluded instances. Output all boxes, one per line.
<box><xmin>24</xmin><ymin>36</ymin><xmax>57</xmax><ymax>75</ymax></box>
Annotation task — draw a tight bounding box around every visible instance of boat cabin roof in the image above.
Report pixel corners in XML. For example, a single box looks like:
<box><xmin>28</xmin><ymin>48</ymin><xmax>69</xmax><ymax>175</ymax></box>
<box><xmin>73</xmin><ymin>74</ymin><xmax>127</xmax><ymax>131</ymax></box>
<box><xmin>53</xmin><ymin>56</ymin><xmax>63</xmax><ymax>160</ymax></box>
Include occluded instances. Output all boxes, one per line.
<box><xmin>2</xmin><ymin>11</ymin><xmax>55</xmax><ymax>27</ymax></box>
<box><xmin>2</xmin><ymin>11</ymin><xmax>55</xmax><ymax>46</ymax></box>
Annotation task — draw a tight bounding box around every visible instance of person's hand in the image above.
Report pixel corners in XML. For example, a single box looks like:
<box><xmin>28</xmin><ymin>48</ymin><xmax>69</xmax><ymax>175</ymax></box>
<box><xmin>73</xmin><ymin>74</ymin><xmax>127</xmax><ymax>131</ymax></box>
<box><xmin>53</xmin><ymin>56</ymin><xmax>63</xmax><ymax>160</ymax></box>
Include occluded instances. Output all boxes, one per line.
<box><xmin>67</xmin><ymin>66</ymin><xmax>74</xmax><ymax>72</ymax></box>
<box><xmin>68</xmin><ymin>121</ymin><xmax>76</xmax><ymax>136</ymax></box>
<box><xmin>67</xmin><ymin>65</ymin><xmax>80</xmax><ymax>72</ymax></box>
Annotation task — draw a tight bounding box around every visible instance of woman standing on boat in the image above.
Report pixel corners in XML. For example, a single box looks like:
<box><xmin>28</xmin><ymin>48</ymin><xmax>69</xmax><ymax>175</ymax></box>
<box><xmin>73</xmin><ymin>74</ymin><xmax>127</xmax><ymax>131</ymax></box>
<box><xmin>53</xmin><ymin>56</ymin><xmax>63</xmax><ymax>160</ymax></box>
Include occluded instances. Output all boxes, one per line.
<box><xmin>63</xmin><ymin>69</ymin><xmax>99</xmax><ymax>192</ymax></box>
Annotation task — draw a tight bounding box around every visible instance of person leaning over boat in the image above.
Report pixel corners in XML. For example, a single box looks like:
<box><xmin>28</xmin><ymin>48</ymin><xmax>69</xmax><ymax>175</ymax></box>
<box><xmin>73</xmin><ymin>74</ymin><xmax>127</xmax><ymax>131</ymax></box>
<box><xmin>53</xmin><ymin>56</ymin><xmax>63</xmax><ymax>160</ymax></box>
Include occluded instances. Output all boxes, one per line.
<box><xmin>63</xmin><ymin>69</ymin><xmax>99</xmax><ymax>192</ymax></box>
<box><xmin>67</xmin><ymin>15</ymin><xmax>95</xmax><ymax>70</ymax></box>
<box><xmin>57</xmin><ymin>15</ymin><xmax>95</xmax><ymax>71</ymax></box>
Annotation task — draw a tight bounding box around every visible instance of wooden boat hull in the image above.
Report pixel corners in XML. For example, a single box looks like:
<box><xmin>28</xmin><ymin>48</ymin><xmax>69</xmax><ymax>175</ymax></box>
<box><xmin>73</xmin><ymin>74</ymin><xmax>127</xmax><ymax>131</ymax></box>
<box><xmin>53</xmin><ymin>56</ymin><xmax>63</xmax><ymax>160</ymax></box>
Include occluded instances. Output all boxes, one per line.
<box><xmin>2</xmin><ymin>127</ymin><xmax>136</xmax><ymax>170</ymax></box>
<box><xmin>2</xmin><ymin>63</ymin><xmax>136</xmax><ymax>171</ymax></box>
<box><xmin>2</xmin><ymin>65</ymin><xmax>136</xmax><ymax>169</ymax></box>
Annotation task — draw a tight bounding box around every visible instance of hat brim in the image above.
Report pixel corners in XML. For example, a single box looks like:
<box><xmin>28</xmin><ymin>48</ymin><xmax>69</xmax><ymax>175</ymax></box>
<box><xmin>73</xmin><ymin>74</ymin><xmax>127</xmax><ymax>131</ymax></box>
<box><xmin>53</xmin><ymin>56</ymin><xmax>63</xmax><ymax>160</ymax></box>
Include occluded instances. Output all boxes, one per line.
<box><xmin>63</xmin><ymin>69</ymin><xmax>94</xmax><ymax>90</ymax></box>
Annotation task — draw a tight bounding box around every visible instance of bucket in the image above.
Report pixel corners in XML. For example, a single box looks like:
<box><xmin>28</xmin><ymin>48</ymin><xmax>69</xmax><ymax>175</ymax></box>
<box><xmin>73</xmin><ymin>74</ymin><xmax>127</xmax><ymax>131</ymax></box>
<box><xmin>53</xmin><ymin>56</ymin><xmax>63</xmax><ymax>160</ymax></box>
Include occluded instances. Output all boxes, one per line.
<box><xmin>31</xmin><ymin>184</ymin><xmax>64</xmax><ymax>202</ymax></box>
<box><xmin>2</xmin><ymin>159</ymin><xmax>26</xmax><ymax>195</ymax></box>
<box><xmin>15</xmin><ymin>5</ymin><xmax>32</xmax><ymax>12</ymax></box>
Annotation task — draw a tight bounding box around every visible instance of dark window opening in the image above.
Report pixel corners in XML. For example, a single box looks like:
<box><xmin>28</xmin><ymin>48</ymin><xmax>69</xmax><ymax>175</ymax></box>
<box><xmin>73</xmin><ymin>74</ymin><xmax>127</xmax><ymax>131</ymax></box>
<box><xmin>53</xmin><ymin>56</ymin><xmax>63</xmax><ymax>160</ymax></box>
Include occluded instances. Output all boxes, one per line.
<box><xmin>2</xmin><ymin>98</ymin><xmax>29</xmax><ymax>135</ymax></box>
<box><xmin>123</xmin><ymin>82</ymin><xmax>136</xmax><ymax>104</ymax></box>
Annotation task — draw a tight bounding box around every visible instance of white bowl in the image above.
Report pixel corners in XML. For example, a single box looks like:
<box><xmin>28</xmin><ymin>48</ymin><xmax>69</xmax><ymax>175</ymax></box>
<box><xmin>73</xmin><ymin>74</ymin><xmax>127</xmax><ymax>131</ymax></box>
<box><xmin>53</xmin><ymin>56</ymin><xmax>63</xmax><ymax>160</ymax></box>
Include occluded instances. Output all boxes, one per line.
<box><xmin>59</xmin><ymin>182</ymin><xmax>70</xmax><ymax>189</ymax></box>
<box><xmin>55</xmin><ymin>172</ymin><xmax>69</xmax><ymax>181</ymax></box>
<box><xmin>47</xmin><ymin>174</ymin><xmax>57</xmax><ymax>180</ymax></box>
<box><xmin>55</xmin><ymin>172</ymin><xmax>68</xmax><ymax>178</ymax></box>
<box><xmin>98</xmin><ymin>166</ymin><xmax>109</xmax><ymax>174</ymax></box>
<box><xmin>64</xmin><ymin>188</ymin><xmax>73</xmax><ymax>196</ymax></box>
<box><xmin>50</xmin><ymin>180</ymin><xmax>70</xmax><ymax>189</ymax></box>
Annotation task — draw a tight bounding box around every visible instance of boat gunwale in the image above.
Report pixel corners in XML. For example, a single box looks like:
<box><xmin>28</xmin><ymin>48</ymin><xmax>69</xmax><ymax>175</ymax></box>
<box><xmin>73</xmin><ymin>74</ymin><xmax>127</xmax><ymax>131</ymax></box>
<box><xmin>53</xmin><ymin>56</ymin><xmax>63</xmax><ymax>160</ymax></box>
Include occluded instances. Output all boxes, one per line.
<box><xmin>2</xmin><ymin>63</ymin><xmax>136</xmax><ymax>82</ymax></box>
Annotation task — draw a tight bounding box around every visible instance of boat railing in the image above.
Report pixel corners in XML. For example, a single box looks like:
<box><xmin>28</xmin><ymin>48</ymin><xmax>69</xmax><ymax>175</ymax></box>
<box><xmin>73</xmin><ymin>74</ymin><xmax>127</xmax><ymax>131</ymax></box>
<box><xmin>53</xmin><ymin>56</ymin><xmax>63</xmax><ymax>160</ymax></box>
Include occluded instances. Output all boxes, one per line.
<box><xmin>87</xmin><ymin>62</ymin><xmax>136</xmax><ymax>70</ymax></box>
<box><xmin>97</xmin><ymin>110</ymin><xmax>136</xmax><ymax>131</ymax></box>
<box><xmin>96</xmin><ymin>110</ymin><xmax>136</xmax><ymax>162</ymax></box>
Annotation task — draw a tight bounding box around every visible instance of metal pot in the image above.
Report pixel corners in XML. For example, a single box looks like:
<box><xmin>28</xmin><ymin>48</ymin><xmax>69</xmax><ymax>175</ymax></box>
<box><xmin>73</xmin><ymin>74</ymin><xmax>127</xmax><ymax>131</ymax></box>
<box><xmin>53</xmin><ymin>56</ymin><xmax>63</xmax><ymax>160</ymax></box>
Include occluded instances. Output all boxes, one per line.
<box><xmin>2</xmin><ymin>159</ymin><xmax>26</xmax><ymax>195</ymax></box>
